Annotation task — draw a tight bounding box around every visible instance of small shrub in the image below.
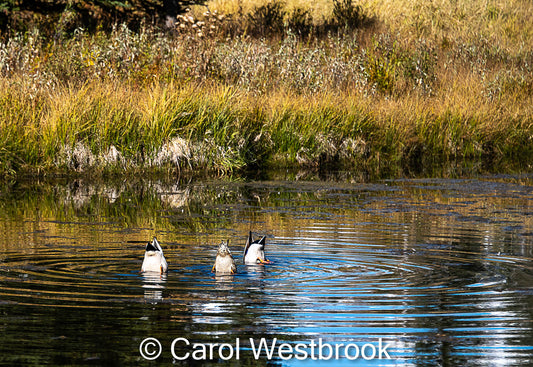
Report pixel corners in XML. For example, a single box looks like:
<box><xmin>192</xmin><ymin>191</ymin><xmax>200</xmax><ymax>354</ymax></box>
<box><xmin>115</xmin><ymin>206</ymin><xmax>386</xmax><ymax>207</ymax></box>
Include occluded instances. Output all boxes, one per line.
<box><xmin>363</xmin><ymin>35</ymin><xmax>404</xmax><ymax>94</ymax></box>
<box><xmin>286</xmin><ymin>7</ymin><xmax>313</xmax><ymax>37</ymax></box>
<box><xmin>332</xmin><ymin>0</ymin><xmax>366</xmax><ymax>30</ymax></box>
<box><xmin>247</xmin><ymin>1</ymin><xmax>286</xmax><ymax>37</ymax></box>
<box><xmin>175</xmin><ymin>9</ymin><xmax>228</xmax><ymax>39</ymax></box>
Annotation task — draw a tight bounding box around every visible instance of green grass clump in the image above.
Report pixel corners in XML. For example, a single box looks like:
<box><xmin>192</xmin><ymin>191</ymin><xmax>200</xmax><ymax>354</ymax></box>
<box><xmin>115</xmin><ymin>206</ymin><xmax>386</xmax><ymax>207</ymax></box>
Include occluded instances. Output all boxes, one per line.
<box><xmin>0</xmin><ymin>78</ymin><xmax>531</xmax><ymax>178</ymax></box>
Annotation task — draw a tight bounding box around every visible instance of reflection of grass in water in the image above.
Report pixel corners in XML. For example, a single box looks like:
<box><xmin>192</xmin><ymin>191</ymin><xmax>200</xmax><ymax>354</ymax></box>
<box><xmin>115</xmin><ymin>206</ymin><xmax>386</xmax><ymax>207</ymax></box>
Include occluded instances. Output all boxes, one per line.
<box><xmin>1</xmin><ymin>177</ymin><xmax>532</xmax><ymax>256</ymax></box>
<box><xmin>0</xmin><ymin>178</ymin><xmax>341</xmax><ymax>242</ymax></box>
<box><xmin>0</xmin><ymin>179</ymin><xmax>253</xmax><ymax>236</ymax></box>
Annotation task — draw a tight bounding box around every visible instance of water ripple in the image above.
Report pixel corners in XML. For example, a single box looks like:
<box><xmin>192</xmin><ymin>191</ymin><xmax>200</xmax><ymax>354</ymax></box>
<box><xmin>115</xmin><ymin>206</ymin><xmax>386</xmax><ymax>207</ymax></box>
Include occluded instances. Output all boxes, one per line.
<box><xmin>0</xmin><ymin>176</ymin><xmax>532</xmax><ymax>365</ymax></box>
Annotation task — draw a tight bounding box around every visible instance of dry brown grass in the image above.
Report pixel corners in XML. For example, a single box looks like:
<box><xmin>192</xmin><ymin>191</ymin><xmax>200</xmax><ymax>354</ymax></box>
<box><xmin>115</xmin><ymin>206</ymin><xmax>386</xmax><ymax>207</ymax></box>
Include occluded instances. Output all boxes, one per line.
<box><xmin>0</xmin><ymin>0</ymin><xmax>531</xmax><ymax>177</ymax></box>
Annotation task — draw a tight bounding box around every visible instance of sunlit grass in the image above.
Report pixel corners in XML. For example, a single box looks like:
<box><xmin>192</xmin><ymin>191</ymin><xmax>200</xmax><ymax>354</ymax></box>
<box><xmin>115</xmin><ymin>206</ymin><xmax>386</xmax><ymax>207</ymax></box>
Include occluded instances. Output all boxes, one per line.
<box><xmin>0</xmin><ymin>0</ymin><xmax>531</xmax><ymax>178</ymax></box>
<box><xmin>362</xmin><ymin>0</ymin><xmax>533</xmax><ymax>49</ymax></box>
<box><xmin>0</xmin><ymin>78</ymin><xmax>531</xmax><ymax>177</ymax></box>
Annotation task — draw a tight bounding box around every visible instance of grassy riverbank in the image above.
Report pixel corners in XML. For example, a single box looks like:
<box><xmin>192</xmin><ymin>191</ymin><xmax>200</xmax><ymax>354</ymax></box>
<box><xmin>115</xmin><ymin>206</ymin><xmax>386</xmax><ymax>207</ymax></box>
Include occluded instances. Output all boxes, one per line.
<box><xmin>0</xmin><ymin>0</ymin><xmax>532</xmax><ymax>178</ymax></box>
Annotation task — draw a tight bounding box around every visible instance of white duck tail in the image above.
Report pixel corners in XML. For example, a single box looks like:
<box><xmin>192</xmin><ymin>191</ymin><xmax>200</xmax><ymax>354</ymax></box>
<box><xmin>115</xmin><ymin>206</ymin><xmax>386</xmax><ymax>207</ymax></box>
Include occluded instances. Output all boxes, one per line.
<box><xmin>243</xmin><ymin>231</ymin><xmax>269</xmax><ymax>264</ymax></box>
<box><xmin>141</xmin><ymin>237</ymin><xmax>168</xmax><ymax>273</ymax></box>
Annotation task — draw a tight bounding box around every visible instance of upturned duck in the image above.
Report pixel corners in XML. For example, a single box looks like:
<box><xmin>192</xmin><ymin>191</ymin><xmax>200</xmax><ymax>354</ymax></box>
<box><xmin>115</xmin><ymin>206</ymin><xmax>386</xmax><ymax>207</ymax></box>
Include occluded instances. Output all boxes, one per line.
<box><xmin>141</xmin><ymin>237</ymin><xmax>168</xmax><ymax>273</ymax></box>
<box><xmin>243</xmin><ymin>231</ymin><xmax>271</xmax><ymax>265</ymax></box>
<box><xmin>212</xmin><ymin>240</ymin><xmax>237</xmax><ymax>274</ymax></box>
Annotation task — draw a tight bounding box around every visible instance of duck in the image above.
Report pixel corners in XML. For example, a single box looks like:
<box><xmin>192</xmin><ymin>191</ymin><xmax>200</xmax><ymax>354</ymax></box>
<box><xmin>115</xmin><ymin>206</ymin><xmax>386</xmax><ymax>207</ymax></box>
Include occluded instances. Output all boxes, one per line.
<box><xmin>243</xmin><ymin>231</ymin><xmax>271</xmax><ymax>265</ymax></box>
<box><xmin>141</xmin><ymin>237</ymin><xmax>168</xmax><ymax>273</ymax></box>
<box><xmin>212</xmin><ymin>240</ymin><xmax>237</xmax><ymax>274</ymax></box>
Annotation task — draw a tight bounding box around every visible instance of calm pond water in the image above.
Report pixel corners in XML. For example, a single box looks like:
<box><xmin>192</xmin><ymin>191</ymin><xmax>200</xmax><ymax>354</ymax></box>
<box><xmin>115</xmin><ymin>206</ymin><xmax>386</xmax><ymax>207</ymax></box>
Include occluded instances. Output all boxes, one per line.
<box><xmin>0</xmin><ymin>174</ymin><xmax>532</xmax><ymax>366</ymax></box>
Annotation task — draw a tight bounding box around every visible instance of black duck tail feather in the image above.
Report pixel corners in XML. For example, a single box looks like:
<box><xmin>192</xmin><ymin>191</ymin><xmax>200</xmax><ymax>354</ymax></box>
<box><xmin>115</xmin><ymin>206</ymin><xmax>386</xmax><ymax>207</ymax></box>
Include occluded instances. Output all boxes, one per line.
<box><xmin>145</xmin><ymin>241</ymin><xmax>158</xmax><ymax>252</ymax></box>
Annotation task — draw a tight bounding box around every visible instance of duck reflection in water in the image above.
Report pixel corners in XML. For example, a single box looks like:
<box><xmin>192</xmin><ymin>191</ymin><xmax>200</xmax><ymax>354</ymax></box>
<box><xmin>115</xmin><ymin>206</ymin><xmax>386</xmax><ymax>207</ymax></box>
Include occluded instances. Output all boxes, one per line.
<box><xmin>142</xmin><ymin>272</ymin><xmax>167</xmax><ymax>301</ymax></box>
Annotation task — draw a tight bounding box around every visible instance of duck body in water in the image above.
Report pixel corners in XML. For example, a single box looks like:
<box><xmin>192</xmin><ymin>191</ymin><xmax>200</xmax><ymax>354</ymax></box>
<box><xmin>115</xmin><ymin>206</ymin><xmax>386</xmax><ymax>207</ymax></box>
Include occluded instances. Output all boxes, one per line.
<box><xmin>213</xmin><ymin>240</ymin><xmax>237</xmax><ymax>274</ymax></box>
<box><xmin>141</xmin><ymin>237</ymin><xmax>168</xmax><ymax>273</ymax></box>
<box><xmin>243</xmin><ymin>231</ymin><xmax>271</xmax><ymax>265</ymax></box>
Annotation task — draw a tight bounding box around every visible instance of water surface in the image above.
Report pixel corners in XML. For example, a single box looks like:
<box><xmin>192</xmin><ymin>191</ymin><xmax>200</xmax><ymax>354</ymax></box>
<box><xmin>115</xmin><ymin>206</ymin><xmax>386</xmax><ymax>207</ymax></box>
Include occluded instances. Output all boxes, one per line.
<box><xmin>0</xmin><ymin>174</ymin><xmax>532</xmax><ymax>365</ymax></box>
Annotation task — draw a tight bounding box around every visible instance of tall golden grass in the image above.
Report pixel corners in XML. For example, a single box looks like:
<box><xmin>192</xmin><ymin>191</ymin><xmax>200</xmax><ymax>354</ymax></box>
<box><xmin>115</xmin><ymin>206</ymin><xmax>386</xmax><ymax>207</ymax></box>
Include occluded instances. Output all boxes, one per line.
<box><xmin>0</xmin><ymin>0</ymin><xmax>531</xmax><ymax>178</ymax></box>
